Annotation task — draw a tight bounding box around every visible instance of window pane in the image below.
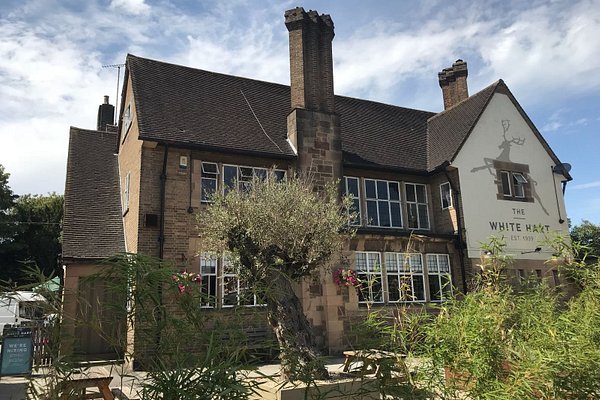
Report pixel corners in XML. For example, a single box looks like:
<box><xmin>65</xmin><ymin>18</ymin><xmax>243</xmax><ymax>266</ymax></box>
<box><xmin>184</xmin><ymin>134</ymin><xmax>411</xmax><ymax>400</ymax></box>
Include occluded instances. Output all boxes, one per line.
<box><xmin>365</xmin><ymin>180</ymin><xmax>376</xmax><ymax>198</ymax></box>
<box><xmin>371</xmin><ymin>281</ymin><xmax>383</xmax><ymax>302</ymax></box>
<box><xmin>429</xmin><ymin>276</ymin><xmax>441</xmax><ymax>301</ymax></box>
<box><xmin>355</xmin><ymin>253</ymin><xmax>367</xmax><ymax>271</ymax></box>
<box><xmin>513</xmin><ymin>173</ymin><xmax>527</xmax><ymax>184</ymax></box>
<box><xmin>501</xmin><ymin>171</ymin><xmax>511</xmax><ymax>196</ymax></box>
<box><xmin>346</xmin><ymin>177</ymin><xmax>359</xmax><ymax>196</ymax></box>
<box><xmin>405</xmin><ymin>184</ymin><xmax>416</xmax><ymax>202</ymax></box>
<box><xmin>389</xmin><ymin>182</ymin><xmax>400</xmax><ymax>200</ymax></box>
<box><xmin>388</xmin><ymin>276</ymin><xmax>400</xmax><ymax>302</ymax></box>
<box><xmin>376</xmin><ymin>181</ymin><xmax>388</xmax><ymax>200</ymax></box>
<box><xmin>385</xmin><ymin>253</ymin><xmax>398</xmax><ymax>271</ymax></box>
<box><xmin>441</xmin><ymin>275</ymin><xmax>453</xmax><ymax>297</ymax></box>
<box><xmin>407</xmin><ymin>203</ymin><xmax>418</xmax><ymax>229</ymax></box>
<box><xmin>416</xmin><ymin>185</ymin><xmax>426</xmax><ymax>203</ymax></box>
<box><xmin>222</xmin><ymin>276</ymin><xmax>238</xmax><ymax>306</ymax></box>
<box><xmin>366</xmin><ymin>200</ymin><xmax>378</xmax><ymax>226</ymax></box>
<box><xmin>201</xmin><ymin>178</ymin><xmax>216</xmax><ymax>201</ymax></box>
<box><xmin>223</xmin><ymin>165</ymin><xmax>237</xmax><ymax>192</ymax></box>
<box><xmin>513</xmin><ymin>174</ymin><xmax>525</xmax><ymax>197</ymax></box>
<box><xmin>273</xmin><ymin>170</ymin><xmax>286</xmax><ymax>182</ymax></box>
<box><xmin>427</xmin><ymin>255</ymin><xmax>439</xmax><ymax>273</ymax></box>
<box><xmin>441</xmin><ymin>183</ymin><xmax>451</xmax><ymax>208</ymax></box>
<box><xmin>390</xmin><ymin>203</ymin><xmax>402</xmax><ymax>227</ymax></box>
<box><xmin>413</xmin><ymin>276</ymin><xmax>425</xmax><ymax>301</ymax></box>
<box><xmin>202</xmin><ymin>162</ymin><xmax>218</xmax><ymax>174</ymax></box>
<box><xmin>352</xmin><ymin>199</ymin><xmax>361</xmax><ymax>224</ymax></box>
<box><xmin>240</xmin><ymin>167</ymin><xmax>253</xmax><ymax>179</ymax></box>
<box><xmin>398</xmin><ymin>254</ymin><xmax>410</xmax><ymax>272</ymax></box>
<box><xmin>438</xmin><ymin>255</ymin><xmax>450</xmax><ymax>273</ymax></box>
<box><xmin>368</xmin><ymin>253</ymin><xmax>380</xmax><ymax>271</ymax></box>
<box><xmin>254</xmin><ymin>168</ymin><xmax>267</xmax><ymax>180</ymax></box>
<box><xmin>418</xmin><ymin>204</ymin><xmax>429</xmax><ymax>229</ymax></box>
<box><xmin>378</xmin><ymin>201</ymin><xmax>390</xmax><ymax>227</ymax></box>
<box><xmin>410</xmin><ymin>254</ymin><xmax>423</xmax><ymax>272</ymax></box>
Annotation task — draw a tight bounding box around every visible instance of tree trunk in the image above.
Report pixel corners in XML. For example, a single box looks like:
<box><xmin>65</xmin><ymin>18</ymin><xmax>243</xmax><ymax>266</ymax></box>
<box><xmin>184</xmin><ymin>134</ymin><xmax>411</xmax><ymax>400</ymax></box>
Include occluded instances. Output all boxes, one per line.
<box><xmin>265</xmin><ymin>268</ymin><xmax>330</xmax><ymax>381</ymax></box>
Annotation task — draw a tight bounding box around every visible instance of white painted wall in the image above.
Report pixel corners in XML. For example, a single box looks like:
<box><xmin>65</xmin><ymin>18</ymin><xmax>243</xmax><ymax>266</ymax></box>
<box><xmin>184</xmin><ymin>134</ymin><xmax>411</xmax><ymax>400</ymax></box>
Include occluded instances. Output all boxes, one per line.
<box><xmin>453</xmin><ymin>93</ymin><xmax>569</xmax><ymax>260</ymax></box>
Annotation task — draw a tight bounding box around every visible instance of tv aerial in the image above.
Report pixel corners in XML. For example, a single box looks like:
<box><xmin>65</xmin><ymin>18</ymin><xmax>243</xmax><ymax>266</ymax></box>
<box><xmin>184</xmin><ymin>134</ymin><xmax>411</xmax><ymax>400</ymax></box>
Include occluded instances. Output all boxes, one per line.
<box><xmin>102</xmin><ymin>63</ymin><xmax>126</xmax><ymax>122</ymax></box>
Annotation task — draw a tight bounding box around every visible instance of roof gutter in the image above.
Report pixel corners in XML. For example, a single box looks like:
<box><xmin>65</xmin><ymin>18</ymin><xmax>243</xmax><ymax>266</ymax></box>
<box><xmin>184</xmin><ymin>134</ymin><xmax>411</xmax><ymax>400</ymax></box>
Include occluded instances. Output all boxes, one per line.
<box><xmin>436</xmin><ymin>160</ymin><xmax>468</xmax><ymax>294</ymax></box>
<box><xmin>142</xmin><ymin>138</ymin><xmax>297</xmax><ymax>161</ymax></box>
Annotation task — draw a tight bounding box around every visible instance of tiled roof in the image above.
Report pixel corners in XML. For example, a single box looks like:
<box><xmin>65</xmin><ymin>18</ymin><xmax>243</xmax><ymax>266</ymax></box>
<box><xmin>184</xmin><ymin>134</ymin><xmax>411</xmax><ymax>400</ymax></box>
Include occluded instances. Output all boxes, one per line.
<box><xmin>427</xmin><ymin>81</ymin><xmax>499</xmax><ymax>170</ymax></box>
<box><xmin>126</xmin><ymin>54</ymin><xmax>435</xmax><ymax>171</ymax></box>
<box><xmin>126</xmin><ymin>55</ymin><xmax>557</xmax><ymax>174</ymax></box>
<box><xmin>63</xmin><ymin>127</ymin><xmax>125</xmax><ymax>259</ymax></box>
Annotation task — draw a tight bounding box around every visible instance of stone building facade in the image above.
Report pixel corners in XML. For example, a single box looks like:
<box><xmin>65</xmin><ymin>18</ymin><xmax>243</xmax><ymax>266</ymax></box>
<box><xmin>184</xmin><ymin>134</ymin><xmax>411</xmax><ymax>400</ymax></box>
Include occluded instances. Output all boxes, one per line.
<box><xmin>62</xmin><ymin>6</ymin><xmax>571</xmax><ymax>361</ymax></box>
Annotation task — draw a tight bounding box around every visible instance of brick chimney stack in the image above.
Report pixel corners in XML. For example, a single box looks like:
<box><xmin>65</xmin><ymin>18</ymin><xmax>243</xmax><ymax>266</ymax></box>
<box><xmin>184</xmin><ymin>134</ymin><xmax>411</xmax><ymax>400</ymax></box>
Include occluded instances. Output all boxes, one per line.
<box><xmin>438</xmin><ymin>59</ymin><xmax>469</xmax><ymax>110</ymax></box>
<box><xmin>97</xmin><ymin>95</ymin><xmax>115</xmax><ymax>131</ymax></box>
<box><xmin>284</xmin><ymin>7</ymin><xmax>342</xmax><ymax>194</ymax></box>
<box><xmin>285</xmin><ymin>7</ymin><xmax>335</xmax><ymax>114</ymax></box>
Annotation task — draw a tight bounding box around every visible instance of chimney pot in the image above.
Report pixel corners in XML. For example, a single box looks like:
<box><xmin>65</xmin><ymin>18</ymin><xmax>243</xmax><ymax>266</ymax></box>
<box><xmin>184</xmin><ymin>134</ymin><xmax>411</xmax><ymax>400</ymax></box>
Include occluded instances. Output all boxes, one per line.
<box><xmin>103</xmin><ymin>95</ymin><xmax>109</xmax><ymax>104</ymax></box>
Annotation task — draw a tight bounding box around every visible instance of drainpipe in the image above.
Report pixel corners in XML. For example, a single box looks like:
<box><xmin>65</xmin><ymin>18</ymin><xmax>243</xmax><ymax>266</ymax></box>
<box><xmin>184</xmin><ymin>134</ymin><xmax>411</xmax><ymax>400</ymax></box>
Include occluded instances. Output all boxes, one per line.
<box><xmin>159</xmin><ymin>145</ymin><xmax>169</xmax><ymax>259</ymax></box>
<box><xmin>439</xmin><ymin>161</ymin><xmax>468</xmax><ymax>294</ymax></box>
<box><xmin>155</xmin><ymin>145</ymin><xmax>168</xmax><ymax>355</ymax></box>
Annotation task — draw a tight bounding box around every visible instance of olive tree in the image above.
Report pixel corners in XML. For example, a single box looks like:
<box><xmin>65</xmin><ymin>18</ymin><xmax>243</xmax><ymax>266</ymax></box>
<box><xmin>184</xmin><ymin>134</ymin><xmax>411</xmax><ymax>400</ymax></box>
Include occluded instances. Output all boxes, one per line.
<box><xmin>200</xmin><ymin>174</ymin><xmax>351</xmax><ymax>380</ymax></box>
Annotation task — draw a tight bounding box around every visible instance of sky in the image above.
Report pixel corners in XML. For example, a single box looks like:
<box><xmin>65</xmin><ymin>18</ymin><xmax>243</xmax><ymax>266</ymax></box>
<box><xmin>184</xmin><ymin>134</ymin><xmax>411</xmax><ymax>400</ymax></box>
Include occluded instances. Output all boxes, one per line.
<box><xmin>0</xmin><ymin>0</ymin><xmax>598</xmax><ymax>226</ymax></box>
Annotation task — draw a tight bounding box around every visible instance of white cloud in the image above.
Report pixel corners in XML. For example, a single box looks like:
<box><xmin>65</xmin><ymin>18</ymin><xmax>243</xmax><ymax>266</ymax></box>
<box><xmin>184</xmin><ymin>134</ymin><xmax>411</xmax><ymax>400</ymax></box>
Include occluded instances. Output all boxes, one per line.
<box><xmin>571</xmin><ymin>181</ymin><xmax>600</xmax><ymax>190</ymax></box>
<box><xmin>109</xmin><ymin>0</ymin><xmax>150</xmax><ymax>15</ymax></box>
<box><xmin>0</xmin><ymin>0</ymin><xmax>599</xmax><ymax>201</ymax></box>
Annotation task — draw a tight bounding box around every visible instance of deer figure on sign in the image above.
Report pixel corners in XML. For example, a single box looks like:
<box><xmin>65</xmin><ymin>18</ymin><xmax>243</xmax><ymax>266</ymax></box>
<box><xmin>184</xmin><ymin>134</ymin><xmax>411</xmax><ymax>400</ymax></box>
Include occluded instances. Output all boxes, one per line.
<box><xmin>471</xmin><ymin>120</ymin><xmax>526</xmax><ymax>175</ymax></box>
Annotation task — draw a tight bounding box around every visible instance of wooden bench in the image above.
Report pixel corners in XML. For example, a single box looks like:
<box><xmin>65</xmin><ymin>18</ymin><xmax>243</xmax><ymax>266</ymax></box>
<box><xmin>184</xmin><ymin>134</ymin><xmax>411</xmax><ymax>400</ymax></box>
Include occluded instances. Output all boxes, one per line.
<box><xmin>343</xmin><ymin>349</ymin><xmax>406</xmax><ymax>378</ymax></box>
<box><xmin>56</xmin><ymin>374</ymin><xmax>114</xmax><ymax>399</ymax></box>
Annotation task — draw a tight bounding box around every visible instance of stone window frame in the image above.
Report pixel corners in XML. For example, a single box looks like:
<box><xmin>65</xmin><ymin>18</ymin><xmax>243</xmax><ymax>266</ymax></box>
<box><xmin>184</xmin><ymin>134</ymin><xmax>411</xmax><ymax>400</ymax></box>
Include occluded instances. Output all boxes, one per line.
<box><xmin>440</xmin><ymin>181</ymin><xmax>453</xmax><ymax>210</ymax></box>
<box><xmin>363</xmin><ymin>178</ymin><xmax>403</xmax><ymax>228</ymax></box>
<box><xmin>354</xmin><ymin>251</ymin><xmax>453</xmax><ymax>304</ymax></box>
<box><xmin>200</xmin><ymin>253</ymin><xmax>265</xmax><ymax>309</ymax></box>
<box><xmin>493</xmin><ymin>160</ymin><xmax>534</xmax><ymax>203</ymax></box>
<box><xmin>405</xmin><ymin>183</ymin><xmax>430</xmax><ymax>230</ymax></box>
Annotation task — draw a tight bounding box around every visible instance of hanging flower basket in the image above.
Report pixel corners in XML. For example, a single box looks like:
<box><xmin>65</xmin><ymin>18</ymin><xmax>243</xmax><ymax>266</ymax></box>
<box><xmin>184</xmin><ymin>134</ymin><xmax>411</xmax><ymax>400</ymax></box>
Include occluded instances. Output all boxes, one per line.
<box><xmin>172</xmin><ymin>270</ymin><xmax>202</xmax><ymax>294</ymax></box>
<box><xmin>333</xmin><ymin>268</ymin><xmax>360</xmax><ymax>287</ymax></box>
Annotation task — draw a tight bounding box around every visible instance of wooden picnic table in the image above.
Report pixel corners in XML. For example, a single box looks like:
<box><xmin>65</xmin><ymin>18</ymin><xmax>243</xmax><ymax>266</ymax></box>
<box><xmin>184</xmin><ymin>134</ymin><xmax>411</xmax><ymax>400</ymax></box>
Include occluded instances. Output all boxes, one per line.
<box><xmin>343</xmin><ymin>349</ymin><xmax>406</xmax><ymax>378</ymax></box>
<box><xmin>56</xmin><ymin>374</ymin><xmax>114</xmax><ymax>399</ymax></box>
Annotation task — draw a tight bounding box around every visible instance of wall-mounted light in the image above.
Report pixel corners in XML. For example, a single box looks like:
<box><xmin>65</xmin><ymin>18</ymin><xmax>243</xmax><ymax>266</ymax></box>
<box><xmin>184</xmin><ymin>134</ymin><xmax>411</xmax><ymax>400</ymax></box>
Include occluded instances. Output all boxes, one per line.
<box><xmin>521</xmin><ymin>247</ymin><xmax>542</xmax><ymax>254</ymax></box>
<box><xmin>179</xmin><ymin>155</ymin><xmax>188</xmax><ymax>169</ymax></box>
